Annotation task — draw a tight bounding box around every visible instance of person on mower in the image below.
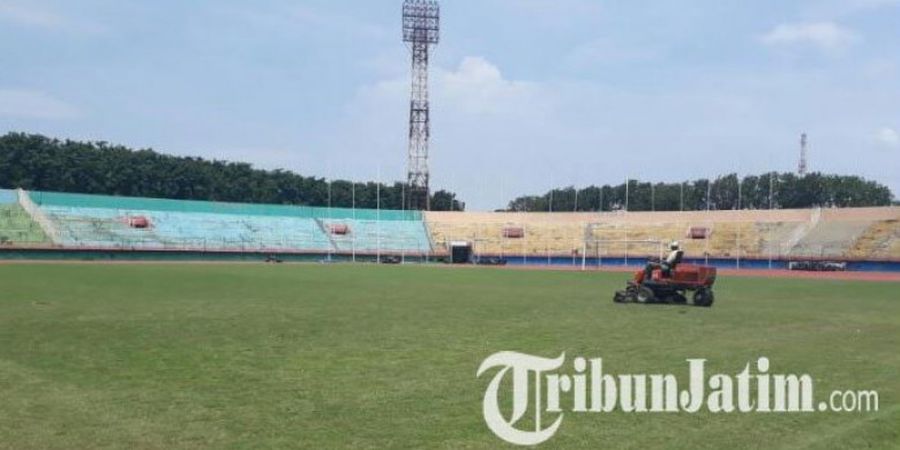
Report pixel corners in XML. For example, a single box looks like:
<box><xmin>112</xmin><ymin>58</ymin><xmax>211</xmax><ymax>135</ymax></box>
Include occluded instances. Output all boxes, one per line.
<box><xmin>639</xmin><ymin>241</ymin><xmax>683</xmax><ymax>284</ymax></box>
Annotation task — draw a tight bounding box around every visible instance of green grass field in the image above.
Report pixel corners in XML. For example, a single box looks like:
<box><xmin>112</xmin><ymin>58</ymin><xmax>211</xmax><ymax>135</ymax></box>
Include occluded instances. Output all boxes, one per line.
<box><xmin>1</xmin><ymin>263</ymin><xmax>898</xmax><ymax>449</ymax></box>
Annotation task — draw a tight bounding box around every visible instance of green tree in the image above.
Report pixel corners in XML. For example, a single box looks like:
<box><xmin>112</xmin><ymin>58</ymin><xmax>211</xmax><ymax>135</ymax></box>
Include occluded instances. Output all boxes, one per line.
<box><xmin>0</xmin><ymin>133</ymin><xmax>467</xmax><ymax>211</ymax></box>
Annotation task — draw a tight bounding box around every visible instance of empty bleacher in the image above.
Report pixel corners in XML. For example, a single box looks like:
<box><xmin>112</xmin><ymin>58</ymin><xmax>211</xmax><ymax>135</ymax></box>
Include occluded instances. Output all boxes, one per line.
<box><xmin>41</xmin><ymin>206</ymin><xmax>334</xmax><ymax>251</ymax></box>
<box><xmin>426</xmin><ymin>208</ymin><xmax>900</xmax><ymax>260</ymax></box>
<box><xmin>849</xmin><ymin>220</ymin><xmax>900</xmax><ymax>258</ymax></box>
<box><xmin>425</xmin><ymin>212</ymin><xmax>597</xmax><ymax>256</ymax></box>
<box><xmin>789</xmin><ymin>221</ymin><xmax>874</xmax><ymax>258</ymax></box>
<box><xmin>27</xmin><ymin>191</ymin><xmax>428</xmax><ymax>254</ymax></box>
<box><xmin>426</xmin><ymin>220</ymin><xmax>509</xmax><ymax>255</ymax></box>
<box><xmin>788</xmin><ymin>208</ymin><xmax>898</xmax><ymax>258</ymax></box>
<box><xmin>322</xmin><ymin>219</ymin><xmax>432</xmax><ymax>254</ymax></box>
<box><xmin>2</xmin><ymin>189</ymin><xmax>897</xmax><ymax>261</ymax></box>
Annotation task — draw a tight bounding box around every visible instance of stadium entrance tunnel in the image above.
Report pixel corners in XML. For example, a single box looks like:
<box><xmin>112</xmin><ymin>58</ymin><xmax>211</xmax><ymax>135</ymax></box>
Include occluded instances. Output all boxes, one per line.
<box><xmin>450</xmin><ymin>241</ymin><xmax>472</xmax><ymax>264</ymax></box>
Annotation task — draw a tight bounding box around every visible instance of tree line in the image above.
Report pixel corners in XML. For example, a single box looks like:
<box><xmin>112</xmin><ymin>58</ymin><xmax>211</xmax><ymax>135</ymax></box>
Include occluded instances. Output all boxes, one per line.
<box><xmin>506</xmin><ymin>173</ymin><xmax>894</xmax><ymax>212</ymax></box>
<box><xmin>507</xmin><ymin>172</ymin><xmax>896</xmax><ymax>212</ymax></box>
<box><xmin>1</xmin><ymin>133</ymin><xmax>892</xmax><ymax>213</ymax></box>
<box><xmin>0</xmin><ymin>133</ymin><xmax>465</xmax><ymax>211</ymax></box>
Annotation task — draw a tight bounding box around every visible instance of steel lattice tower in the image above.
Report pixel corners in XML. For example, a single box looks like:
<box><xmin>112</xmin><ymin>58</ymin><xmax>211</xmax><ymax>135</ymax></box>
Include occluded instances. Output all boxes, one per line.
<box><xmin>402</xmin><ymin>0</ymin><xmax>439</xmax><ymax>211</ymax></box>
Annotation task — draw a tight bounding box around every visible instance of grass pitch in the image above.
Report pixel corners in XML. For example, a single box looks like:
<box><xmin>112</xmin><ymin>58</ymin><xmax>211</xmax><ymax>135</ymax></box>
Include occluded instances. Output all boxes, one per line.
<box><xmin>0</xmin><ymin>263</ymin><xmax>898</xmax><ymax>449</ymax></box>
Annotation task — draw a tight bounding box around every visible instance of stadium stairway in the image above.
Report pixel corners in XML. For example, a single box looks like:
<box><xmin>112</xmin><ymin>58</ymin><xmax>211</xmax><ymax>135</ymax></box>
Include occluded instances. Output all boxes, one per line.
<box><xmin>789</xmin><ymin>221</ymin><xmax>874</xmax><ymax>258</ymax></box>
<box><xmin>848</xmin><ymin>220</ymin><xmax>900</xmax><ymax>259</ymax></box>
<box><xmin>758</xmin><ymin>221</ymin><xmax>810</xmax><ymax>257</ymax></box>
<box><xmin>787</xmin><ymin>207</ymin><xmax>900</xmax><ymax>258</ymax></box>
<box><xmin>313</xmin><ymin>219</ymin><xmax>340</xmax><ymax>251</ymax></box>
<box><xmin>0</xmin><ymin>189</ymin><xmax>50</xmax><ymax>246</ymax></box>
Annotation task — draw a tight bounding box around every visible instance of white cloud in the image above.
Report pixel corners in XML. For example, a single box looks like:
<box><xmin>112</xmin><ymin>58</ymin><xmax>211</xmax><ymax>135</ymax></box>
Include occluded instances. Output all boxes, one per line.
<box><xmin>283</xmin><ymin>54</ymin><xmax>900</xmax><ymax>209</ymax></box>
<box><xmin>312</xmin><ymin>56</ymin><xmax>559</xmax><ymax>208</ymax></box>
<box><xmin>760</xmin><ymin>22</ymin><xmax>861</xmax><ymax>52</ymax></box>
<box><xmin>357</xmin><ymin>56</ymin><xmax>547</xmax><ymax>115</ymax></box>
<box><xmin>438</xmin><ymin>57</ymin><xmax>545</xmax><ymax>115</ymax></box>
<box><xmin>0</xmin><ymin>89</ymin><xmax>81</xmax><ymax>119</ymax></box>
<box><xmin>877</xmin><ymin>127</ymin><xmax>899</xmax><ymax>147</ymax></box>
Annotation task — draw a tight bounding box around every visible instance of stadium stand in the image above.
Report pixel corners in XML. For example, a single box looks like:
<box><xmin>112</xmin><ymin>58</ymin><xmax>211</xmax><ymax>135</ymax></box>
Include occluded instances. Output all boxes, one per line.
<box><xmin>26</xmin><ymin>191</ymin><xmax>428</xmax><ymax>253</ymax></box>
<box><xmin>28</xmin><ymin>191</ymin><xmax>420</xmax><ymax>221</ymax></box>
<box><xmin>41</xmin><ymin>206</ymin><xmax>334</xmax><ymax>251</ymax></box>
<box><xmin>425</xmin><ymin>212</ymin><xmax>596</xmax><ymax>256</ymax></box>
<box><xmin>1</xmin><ymin>189</ymin><xmax>897</xmax><ymax>261</ymax></box>
<box><xmin>426</xmin><ymin>208</ymin><xmax>900</xmax><ymax>260</ymax></box>
<box><xmin>789</xmin><ymin>220</ymin><xmax>874</xmax><ymax>258</ymax></box>
<box><xmin>789</xmin><ymin>207</ymin><xmax>900</xmax><ymax>259</ymax></box>
<box><xmin>321</xmin><ymin>219</ymin><xmax>432</xmax><ymax>254</ymax></box>
<box><xmin>588</xmin><ymin>222</ymin><xmax>694</xmax><ymax>257</ymax></box>
<box><xmin>849</xmin><ymin>220</ymin><xmax>900</xmax><ymax>258</ymax></box>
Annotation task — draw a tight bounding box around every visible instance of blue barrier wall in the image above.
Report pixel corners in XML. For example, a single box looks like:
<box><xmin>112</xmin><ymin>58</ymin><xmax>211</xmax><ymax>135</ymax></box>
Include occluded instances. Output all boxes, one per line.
<box><xmin>499</xmin><ymin>255</ymin><xmax>900</xmax><ymax>272</ymax></box>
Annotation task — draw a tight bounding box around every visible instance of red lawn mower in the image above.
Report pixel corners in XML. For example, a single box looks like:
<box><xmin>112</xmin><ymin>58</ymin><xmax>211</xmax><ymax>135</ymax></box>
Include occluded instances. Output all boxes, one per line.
<box><xmin>613</xmin><ymin>253</ymin><xmax>717</xmax><ymax>307</ymax></box>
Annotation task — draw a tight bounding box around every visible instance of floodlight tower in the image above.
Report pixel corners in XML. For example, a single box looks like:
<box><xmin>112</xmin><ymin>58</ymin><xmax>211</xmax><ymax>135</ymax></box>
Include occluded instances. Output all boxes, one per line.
<box><xmin>798</xmin><ymin>133</ymin><xmax>808</xmax><ymax>176</ymax></box>
<box><xmin>402</xmin><ymin>0</ymin><xmax>439</xmax><ymax>211</ymax></box>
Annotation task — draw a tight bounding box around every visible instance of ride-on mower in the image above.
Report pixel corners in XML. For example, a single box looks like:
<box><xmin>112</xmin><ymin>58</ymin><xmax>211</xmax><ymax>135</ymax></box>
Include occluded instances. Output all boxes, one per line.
<box><xmin>614</xmin><ymin>261</ymin><xmax>717</xmax><ymax>307</ymax></box>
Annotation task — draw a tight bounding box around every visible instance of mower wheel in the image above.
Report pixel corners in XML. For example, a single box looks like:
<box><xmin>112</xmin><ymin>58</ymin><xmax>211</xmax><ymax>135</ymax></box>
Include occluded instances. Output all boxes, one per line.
<box><xmin>636</xmin><ymin>286</ymin><xmax>656</xmax><ymax>303</ymax></box>
<box><xmin>693</xmin><ymin>288</ymin><xmax>714</xmax><ymax>307</ymax></box>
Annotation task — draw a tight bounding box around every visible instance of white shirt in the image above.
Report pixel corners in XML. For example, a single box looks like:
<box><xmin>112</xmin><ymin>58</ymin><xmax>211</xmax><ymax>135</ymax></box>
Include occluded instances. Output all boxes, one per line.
<box><xmin>665</xmin><ymin>250</ymin><xmax>680</xmax><ymax>265</ymax></box>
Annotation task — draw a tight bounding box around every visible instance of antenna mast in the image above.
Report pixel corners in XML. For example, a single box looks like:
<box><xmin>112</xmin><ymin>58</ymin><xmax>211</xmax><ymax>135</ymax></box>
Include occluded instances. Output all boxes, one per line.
<box><xmin>798</xmin><ymin>133</ymin><xmax>808</xmax><ymax>176</ymax></box>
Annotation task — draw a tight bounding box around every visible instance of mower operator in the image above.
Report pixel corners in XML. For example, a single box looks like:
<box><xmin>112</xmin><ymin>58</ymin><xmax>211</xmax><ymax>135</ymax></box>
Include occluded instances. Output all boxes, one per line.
<box><xmin>641</xmin><ymin>241</ymin><xmax>682</xmax><ymax>283</ymax></box>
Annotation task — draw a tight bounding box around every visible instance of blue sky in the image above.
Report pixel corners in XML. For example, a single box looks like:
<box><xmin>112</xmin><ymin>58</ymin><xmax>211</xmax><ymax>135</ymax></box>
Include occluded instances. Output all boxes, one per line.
<box><xmin>1</xmin><ymin>0</ymin><xmax>898</xmax><ymax>210</ymax></box>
